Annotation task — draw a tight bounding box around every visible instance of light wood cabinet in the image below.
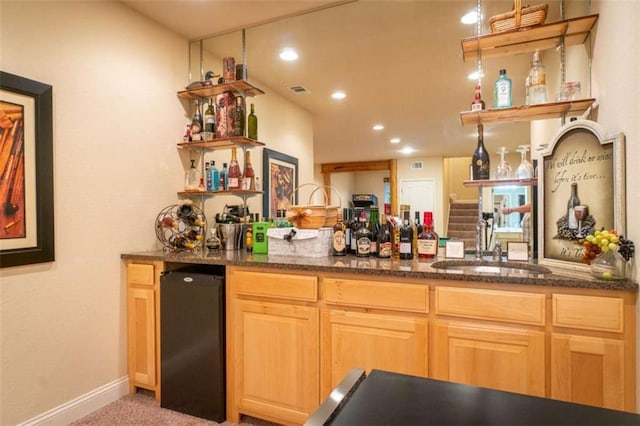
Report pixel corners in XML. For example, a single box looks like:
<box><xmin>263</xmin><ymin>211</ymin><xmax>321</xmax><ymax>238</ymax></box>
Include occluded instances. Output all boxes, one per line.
<box><xmin>432</xmin><ymin>320</ymin><xmax>545</xmax><ymax>396</ymax></box>
<box><xmin>227</xmin><ymin>268</ymin><xmax>320</xmax><ymax>425</ymax></box>
<box><xmin>126</xmin><ymin>260</ymin><xmax>163</xmax><ymax>399</ymax></box>
<box><xmin>550</xmin><ymin>293</ymin><xmax>635</xmax><ymax>411</ymax></box>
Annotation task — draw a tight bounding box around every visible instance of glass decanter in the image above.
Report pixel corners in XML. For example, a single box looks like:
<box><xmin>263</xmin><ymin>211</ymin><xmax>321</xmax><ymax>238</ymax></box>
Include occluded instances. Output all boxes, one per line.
<box><xmin>495</xmin><ymin>146</ymin><xmax>512</xmax><ymax>180</ymax></box>
<box><xmin>515</xmin><ymin>145</ymin><xmax>534</xmax><ymax>179</ymax></box>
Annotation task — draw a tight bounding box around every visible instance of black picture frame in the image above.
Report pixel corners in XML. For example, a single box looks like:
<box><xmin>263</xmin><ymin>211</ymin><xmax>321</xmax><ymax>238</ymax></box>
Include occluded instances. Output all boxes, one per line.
<box><xmin>262</xmin><ymin>148</ymin><xmax>298</xmax><ymax>220</ymax></box>
<box><xmin>0</xmin><ymin>71</ymin><xmax>54</xmax><ymax>268</ymax></box>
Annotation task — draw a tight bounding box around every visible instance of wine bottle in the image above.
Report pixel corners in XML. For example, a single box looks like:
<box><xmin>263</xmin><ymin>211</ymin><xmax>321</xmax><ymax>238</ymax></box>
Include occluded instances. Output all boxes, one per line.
<box><xmin>399</xmin><ymin>211</ymin><xmax>414</xmax><ymax>260</ymax></box>
<box><xmin>204</xmin><ymin>97</ymin><xmax>216</xmax><ymax>135</ymax></box>
<box><xmin>191</xmin><ymin>99</ymin><xmax>203</xmax><ymax>138</ymax></box>
<box><xmin>220</xmin><ymin>162</ymin><xmax>228</xmax><ymax>191</ymax></box>
<box><xmin>417</xmin><ymin>211</ymin><xmax>439</xmax><ymax>259</ymax></box>
<box><xmin>332</xmin><ymin>210</ymin><xmax>347</xmax><ymax>256</ymax></box>
<box><xmin>494</xmin><ymin>69</ymin><xmax>512</xmax><ymax>108</ymax></box>
<box><xmin>566</xmin><ymin>183</ymin><xmax>580</xmax><ymax>230</ymax></box>
<box><xmin>243</xmin><ymin>150</ymin><xmax>255</xmax><ymax>190</ymax></box>
<box><xmin>233</xmin><ymin>96</ymin><xmax>245</xmax><ymax>137</ymax></box>
<box><xmin>248</xmin><ymin>103</ymin><xmax>258</xmax><ymax>140</ymax></box>
<box><xmin>350</xmin><ymin>207</ymin><xmax>362</xmax><ymax>254</ymax></box>
<box><xmin>344</xmin><ymin>208</ymin><xmax>353</xmax><ymax>254</ymax></box>
<box><xmin>377</xmin><ymin>213</ymin><xmax>393</xmax><ymax>258</ymax></box>
<box><xmin>211</xmin><ymin>161</ymin><xmax>220</xmax><ymax>191</ymax></box>
<box><xmin>413</xmin><ymin>211</ymin><xmax>421</xmax><ymax>256</ymax></box>
<box><xmin>470</xmin><ymin>84</ymin><xmax>486</xmax><ymax>112</ymax></box>
<box><xmin>368</xmin><ymin>206</ymin><xmax>380</xmax><ymax>256</ymax></box>
<box><xmin>227</xmin><ymin>147</ymin><xmax>242</xmax><ymax>190</ymax></box>
<box><xmin>472</xmin><ymin>124</ymin><xmax>490</xmax><ymax>180</ymax></box>
<box><xmin>355</xmin><ymin>210</ymin><xmax>372</xmax><ymax>257</ymax></box>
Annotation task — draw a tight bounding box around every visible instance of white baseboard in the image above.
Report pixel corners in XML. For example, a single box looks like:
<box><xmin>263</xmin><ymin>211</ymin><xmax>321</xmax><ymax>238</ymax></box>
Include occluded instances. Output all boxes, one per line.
<box><xmin>19</xmin><ymin>376</ymin><xmax>129</xmax><ymax>426</ymax></box>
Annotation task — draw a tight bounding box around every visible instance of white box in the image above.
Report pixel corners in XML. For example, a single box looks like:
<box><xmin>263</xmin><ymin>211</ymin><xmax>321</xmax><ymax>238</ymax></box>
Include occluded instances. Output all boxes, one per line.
<box><xmin>267</xmin><ymin>227</ymin><xmax>332</xmax><ymax>257</ymax></box>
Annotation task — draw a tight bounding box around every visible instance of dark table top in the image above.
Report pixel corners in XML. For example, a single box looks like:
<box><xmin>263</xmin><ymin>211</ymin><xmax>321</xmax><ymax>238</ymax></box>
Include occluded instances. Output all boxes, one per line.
<box><xmin>328</xmin><ymin>370</ymin><xmax>640</xmax><ymax>426</ymax></box>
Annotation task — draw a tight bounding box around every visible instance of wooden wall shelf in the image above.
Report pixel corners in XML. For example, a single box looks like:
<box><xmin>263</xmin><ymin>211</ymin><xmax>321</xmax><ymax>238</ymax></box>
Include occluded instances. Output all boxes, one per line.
<box><xmin>461</xmin><ymin>14</ymin><xmax>598</xmax><ymax>62</ymax></box>
<box><xmin>459</xmin><ymin>99</ymin><xmax>595</xmax><ymax>126</ymax></box>
<box><xmin>177</xmin><ymin>80</ymin><xmax>265</xmax><ymax>99</ymax></box>
<box><xmin>463</xmin><ymin>178</ymin><xmax>537</xmax><ymax>187</ymax></box>
<box><xmin>178</xmin><ymin>137</ymin><xmax>265</xmax><ymax>150</ymax></box>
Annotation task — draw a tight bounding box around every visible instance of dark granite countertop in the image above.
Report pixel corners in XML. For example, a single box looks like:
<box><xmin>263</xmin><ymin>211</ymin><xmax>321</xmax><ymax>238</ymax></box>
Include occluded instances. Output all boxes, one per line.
<box><xmin>121</xmin><ymin>249</ymin><xmax>638</xmax><ymax>291</ymax></box>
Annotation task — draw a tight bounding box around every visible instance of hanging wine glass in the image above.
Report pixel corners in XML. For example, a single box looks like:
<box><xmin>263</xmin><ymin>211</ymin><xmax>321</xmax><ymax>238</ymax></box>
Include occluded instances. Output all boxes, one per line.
<box><xmin>495</xmin><ymin>146</ymin><xmax>512</xmax><ymax>179</ymax></box>
<box><xmin>515</xmin><ymin>145</ymin><xmax>534</xmax><ymax>179</ymax></box>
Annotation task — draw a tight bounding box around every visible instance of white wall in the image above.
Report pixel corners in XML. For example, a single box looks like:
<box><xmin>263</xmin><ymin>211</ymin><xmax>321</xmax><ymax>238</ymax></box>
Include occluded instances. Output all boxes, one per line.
<box><xmin>0</xmin><ymin>1</ymin><xmax>313</xmax><ymax>424</ymax></box>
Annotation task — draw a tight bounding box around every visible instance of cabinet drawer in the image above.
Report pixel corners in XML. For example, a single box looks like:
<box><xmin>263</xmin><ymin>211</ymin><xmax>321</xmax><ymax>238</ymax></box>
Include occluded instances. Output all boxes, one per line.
<box><xmin>323</xmin><ymin>278</ymin><xmax>428</xmax><ymax>313</ymax></box>
<box><xmin>553</xmin><ymin>294</ymin><xmax>623</xmax><ymax>333</ymax></box>
<box><xmin>435</xmin><ymin>287</ymin><xmax>545</xmax><ymax>326</ymax></box>
<box><xmin>234</xmin><ymin>270</ymin><xmax>318</xmax><ymax>302</ymax></box>
<box><xmin>127</xmin><ymin>263</ymin><xmax>156</xmax><ymax>286</ymax></box>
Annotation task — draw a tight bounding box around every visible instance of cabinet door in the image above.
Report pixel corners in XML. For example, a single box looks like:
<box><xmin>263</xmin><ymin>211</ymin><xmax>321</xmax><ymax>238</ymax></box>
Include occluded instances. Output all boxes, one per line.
<box><xmin>321</xmin><ymin>309</ymin><xmax>428</xmax><ymax>397</ymax></box>
<box><xmin>127</xmin><ymin>287</ymin><xmax>156</xmax><ymax>388</ymax></box>
<box><xmin>233</xmin><ymin>299</ymin><xmax>319</xmax><ymax>425</ymax></box>
<box><xmin>551</xmin><ymin>333</ymin><xmax>625</xmax><ymax>410</ymax></box>
<box><xmin>432</xmin><ymin>320</ymin><xmax>544</xmax><ymax>396</ymax></box>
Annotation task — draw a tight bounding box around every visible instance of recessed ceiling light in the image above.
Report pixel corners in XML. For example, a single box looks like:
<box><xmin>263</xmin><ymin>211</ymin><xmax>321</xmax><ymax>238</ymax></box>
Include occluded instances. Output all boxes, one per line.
<box><xmin>331</xmin><ymin>91</ymin><xmax>346</xmax><ymax>100</ymax></box>
<box><xmin>461</xmin><ymin>11</ymin><xmax>480</xmax><ymax>25</ymax></box>
<box><xmin>373</xmin><ymin>124</ymin><xmax>384</xmax><ymax>131</ymax></box>
<box><xmin>400</xmin><ymin>146</ymin><xmax>416</xmax><ymax>155</ymax></box>
<box><xmin>279</xmin><ymin>48</ymin><xmax>299</xmax><ymax>61</ymax></box>
<box><xmin>468</xmin><ymin>71</ymin><xmax>484</xmax><ymax>80</ymax></box>
<box><xmin>390</xmin><ymin>137</ymin><xmax>401</xmax><ymax>144</ymax></box>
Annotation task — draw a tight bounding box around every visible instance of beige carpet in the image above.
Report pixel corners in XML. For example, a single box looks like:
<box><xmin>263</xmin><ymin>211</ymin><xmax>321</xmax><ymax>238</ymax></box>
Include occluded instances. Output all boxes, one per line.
<box><xmin>70</xmin><ymin>391</ymin><xmax>277</xmax><ymax>426</ymax></box>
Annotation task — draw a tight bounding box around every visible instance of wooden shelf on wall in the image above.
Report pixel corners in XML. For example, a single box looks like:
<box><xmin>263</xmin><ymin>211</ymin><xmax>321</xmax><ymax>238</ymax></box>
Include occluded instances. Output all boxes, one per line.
<box><xmin>463</xmin><ymin>178</ymin><xmax>537</xmax><ymax>187</ymax></box>
<box><xmin>461</xmin><ymin>14</ymin><xmax>598</xmax><ymax>62</ymax></box>
<box><xmin>177</xmin><ymin>80</ymin><xmax>265</xmax><ymax>99</ymax></box>
<box><xmin>459</xmin><ymin>98</ymin><xmax>596</xmax><ymax>126</ymax></box>
<box><xmin>177</xmin><ymin>137</ymin><xmax>265</xmax><ymax>150</ymax></box>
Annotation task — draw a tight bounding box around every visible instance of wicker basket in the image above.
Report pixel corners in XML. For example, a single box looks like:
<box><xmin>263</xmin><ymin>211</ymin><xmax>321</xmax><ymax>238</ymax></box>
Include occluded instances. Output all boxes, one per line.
<box><xmin>489</xmin><ymin>0</ymin><xmax>548</xmax><ymax>33</ymax></box>
<box><xmin>285</xmin><ymin>184</ymin><xmax>328</xmax><ymax>229</ymax></box>
<box><xmin>310</xmin><ymin>186</ymin><xmax>343</xmax><ymax>227</ymax></box>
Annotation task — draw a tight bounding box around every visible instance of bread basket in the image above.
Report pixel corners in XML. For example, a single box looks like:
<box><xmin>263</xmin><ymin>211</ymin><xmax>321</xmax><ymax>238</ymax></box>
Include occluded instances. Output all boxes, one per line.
<box><xmin>285</xmin><ymin>184</ymin><xmax>328</xmax><ymax>229</ymax></box>
<box><xmin>310</xmin><ymin>185</ymin><xmax>343</xmax><ymax>227</ymax></box>
<box><xmin>489</xmin><ymin>0</ymin><xmax>548</xmax><ymax>33</ymax></box>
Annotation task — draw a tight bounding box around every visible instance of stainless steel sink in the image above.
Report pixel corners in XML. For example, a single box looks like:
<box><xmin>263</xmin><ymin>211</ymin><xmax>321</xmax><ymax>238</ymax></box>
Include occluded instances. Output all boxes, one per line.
<box><xmin>430</xmin><ymin>260</ymin><xmax>552</xmax><ymax>276</ymax></box>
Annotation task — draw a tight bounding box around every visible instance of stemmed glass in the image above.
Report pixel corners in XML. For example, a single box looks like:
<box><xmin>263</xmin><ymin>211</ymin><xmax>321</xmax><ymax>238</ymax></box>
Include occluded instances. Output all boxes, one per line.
<box><xmin>495</xmin><ymin>146</ymin><xmax>512</xmax><ymax>180</ymax></box>
<box><xmin>515</xmin><ymin>145</ymin><xmax>534</xmax><ymax>179</ymax></box>
<box><xmin>574</xmin><ymin>205</ymin><xmax>588</xmax><ymax>237</ymax></box>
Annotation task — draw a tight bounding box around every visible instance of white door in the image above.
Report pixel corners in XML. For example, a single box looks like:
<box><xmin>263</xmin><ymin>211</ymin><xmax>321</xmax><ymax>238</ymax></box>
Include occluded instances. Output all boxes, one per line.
<box><xmin>399</xmin><ymin>179</ymin><xmax>436</xmax><ymax>217</ymax></box>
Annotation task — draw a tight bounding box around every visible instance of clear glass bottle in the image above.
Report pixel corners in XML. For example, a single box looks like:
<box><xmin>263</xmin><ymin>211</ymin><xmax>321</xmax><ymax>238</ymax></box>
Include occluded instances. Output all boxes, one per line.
<box><xmin>417</xmin><ymin>211</ymin><xmax>438</xmax><ymax>259</ymax></box>
<box><xmin>227</xmin><ymin>147</ymin><xmax>242</xmax><ymax>190</ymax></box>
<box><xmin>185</xmin><ymin>159</ymin><xmax>200</xmax><ymax>191</ymax></box>
<box><xmin>494</xmin><ymin>69</ymin><xmax>512</xmax><ymax>108</ymax></box>
<box><xmin>527</xmin><ymin>50</ymin><xmax>547</xmax><ymax>105</ymax></box>
<box><xmin>472</xmin><ymin>124</ymin><xmax>490</xmax><ymax>180</ymax></box>
<box><xmin>247</xmin><ymin>103</ymin><xmax>258</xmax><ymax>140</ymax></box>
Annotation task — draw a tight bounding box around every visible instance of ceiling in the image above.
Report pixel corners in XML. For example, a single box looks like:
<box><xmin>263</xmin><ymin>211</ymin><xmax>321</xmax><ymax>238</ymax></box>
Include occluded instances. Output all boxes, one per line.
<box><xmin>122</xmin><ymin>0</ymin><xmax>566</xmax><ymax>164</ymax></box>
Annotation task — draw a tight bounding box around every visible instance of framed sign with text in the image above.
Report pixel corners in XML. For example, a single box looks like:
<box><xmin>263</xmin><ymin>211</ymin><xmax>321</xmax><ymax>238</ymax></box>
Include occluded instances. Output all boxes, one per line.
<box><xmin>537</xmin><ymin>120</ymin><xmax>625</xmax><ymax>269</ymax></box>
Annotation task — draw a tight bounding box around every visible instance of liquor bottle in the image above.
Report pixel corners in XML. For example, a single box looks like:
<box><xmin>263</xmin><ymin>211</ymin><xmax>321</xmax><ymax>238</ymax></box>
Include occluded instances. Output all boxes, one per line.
<box><xmin>185</xmin><ymin>159</ymin><xmax>200</xmax><ymax>191</ymax></box>
<box><xmin>350</xmin><ymin>207</ymin><xmax>363</xmax><ymax>254</ymax></box>
<box><xmin>227</xmin><ymin>147</ymin><xmax>242</xmax><ymax>190</ymax></box>
<box><xmin>472</xmin><ymin>124</ymin><xmax>490</xmax><ymax>180</ymax></box>
<box><xmin>399</xmin><ymin>211</ymin><xmax>414</xmax><ymax>260</ymax></box>
<box><xmin>494</xmin><ymin>69</ymin><xmax>512</xmax><ymax>108</ymax></box>
<box><xmin>205</xmin><ymin>161</ymin><xmax>213</xmax><ymax>191</ymax></box>
<box><xmin>566</xmin><ymin>183</ymin><xmax>580</xmax><ymax>230</ymax></box>
<box><xmin>204</xmin><ymin>98</ymin><xmax>216</xmax><ymax>135</ymax></box>
<box><xmin>355</xmin><ymin>210</ymin><xmax>372</xmax><ymax>257</ymax></box>
<box><xmin>233</xmin><ymin>96</ymin><xmax>245</xmax><ymax>137</ymax></box>
<box><xmin>527</xmin><ymin>50</ymin><xmax>547</xmax><ymax>105</ymax></box>
<box><xmin>243</xmin><ymin>150</ymin><xmax>256</xmax><ymax>190</ymax></box>
<box><xmin>245</xmin><ymin>224</ymin><xmax>253</xmax><ymax>252</ymax></box>
<box><xmin>211</xmin><ymin>161</ymin><xmax>220</xmax><ymax>191</ymax></box>
<box><xmin>413</xmin><ymin>211</ymin><xmax>421</xmax><ymax>256</ymax></box>
<box><xmin>368</xmin><ymin>206</ymin><xmax>381</xmax><ymax>257</ymax></box>
<box><xmin>344</xmin><ymin>208</ymin><xmax>353</xmax><ymax>254</ymax></box>
<box><xmin>219</xmin><ymin>162</ymin><xmax>228</xmax><ymax>190</ymax></box>
<box><xmin>247</xmin><ymin>103</ymin><xmax>258</xmax><ymax>140</ymax></box>
<box><xmin>191</xmin><ymin>99</ymin><xmax>203</xmax><ymax>137</ymax></box>
<box><xmin>470</xmin><ymin>84</ymin><xmax>486</xmax><ymax>112</ymax></box>
<box><xmin>417</xmin><ymin>212</ymin><xmax>439</xmax><ymax>259</ymax></box>
<box><xmin>377</xmin><ymin>213</ymin><xmax>393</xmax><ymax>258</ymax></box>
<box><xmin>332</xmin><ymin>210</ymin><xmax>347</xmax><ymax>256</ymax></box>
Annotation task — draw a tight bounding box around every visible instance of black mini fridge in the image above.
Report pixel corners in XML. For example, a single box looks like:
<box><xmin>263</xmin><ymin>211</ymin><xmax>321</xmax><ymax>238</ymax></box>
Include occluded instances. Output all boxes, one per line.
<box><xmin>160</xmin><ymin>266</ymin><xmax>225</xmax><ymax>421</ymax></box>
